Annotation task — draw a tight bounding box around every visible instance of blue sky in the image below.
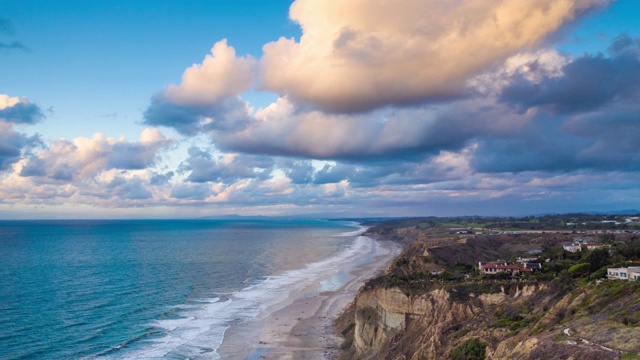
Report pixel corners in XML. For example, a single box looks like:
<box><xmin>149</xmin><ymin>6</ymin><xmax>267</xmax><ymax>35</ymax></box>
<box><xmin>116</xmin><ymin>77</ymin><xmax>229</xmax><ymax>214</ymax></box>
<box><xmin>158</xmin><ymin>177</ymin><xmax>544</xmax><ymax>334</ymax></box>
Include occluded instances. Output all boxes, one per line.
<box><xmin>1</xmin><ymin>0</ymin><xmax>640</xmax><ymax>218</ymax></box>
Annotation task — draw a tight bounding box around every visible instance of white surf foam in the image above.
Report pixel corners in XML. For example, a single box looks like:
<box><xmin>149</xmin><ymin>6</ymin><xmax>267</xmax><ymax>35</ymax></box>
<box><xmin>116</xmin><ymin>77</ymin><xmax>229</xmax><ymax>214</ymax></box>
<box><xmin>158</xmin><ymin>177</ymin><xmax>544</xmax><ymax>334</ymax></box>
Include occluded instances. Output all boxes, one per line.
<box><xmin>109</xmin><ymin>235</ymin><xmax>380</xmax><ymax>359</ymax></box>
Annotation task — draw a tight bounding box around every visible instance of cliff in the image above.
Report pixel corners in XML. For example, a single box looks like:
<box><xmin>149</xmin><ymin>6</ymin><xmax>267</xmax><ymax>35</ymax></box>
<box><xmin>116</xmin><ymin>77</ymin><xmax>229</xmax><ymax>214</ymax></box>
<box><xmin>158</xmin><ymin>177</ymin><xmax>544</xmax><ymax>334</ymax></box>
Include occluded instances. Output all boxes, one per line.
<box><xmin>337</xmin><ymin>221</ymin><xmax>640</xmax><ymax>360</ymax></box>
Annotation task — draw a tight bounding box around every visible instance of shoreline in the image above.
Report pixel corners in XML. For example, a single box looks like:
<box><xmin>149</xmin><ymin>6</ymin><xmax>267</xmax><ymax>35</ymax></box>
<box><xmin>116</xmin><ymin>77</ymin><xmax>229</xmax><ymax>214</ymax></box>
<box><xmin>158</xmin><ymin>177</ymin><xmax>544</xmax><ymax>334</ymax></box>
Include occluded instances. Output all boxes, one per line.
<box><xmin>217</xmin><ymin>235</ymin><xmax>400</xmax><ymax>359</ymax></box>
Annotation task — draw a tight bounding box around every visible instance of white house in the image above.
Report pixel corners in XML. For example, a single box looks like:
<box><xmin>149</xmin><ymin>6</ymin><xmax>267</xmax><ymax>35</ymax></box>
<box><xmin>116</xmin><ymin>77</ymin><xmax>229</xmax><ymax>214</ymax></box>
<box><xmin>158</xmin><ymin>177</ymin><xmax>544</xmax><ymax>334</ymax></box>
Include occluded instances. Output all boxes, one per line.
<box><xmin>563</xmin><ymin>243</ymin><xmax>609</xmax><ymax>253</ymax></box>
<box><xmin>607</xmin><ymin>267</ymin><xmax>640</xmax><ymax>281</ymax></box>
<box><xmin>563</xmin><ymin>245</ymin><xmax>581</xmax><ymax>253</ymax></box>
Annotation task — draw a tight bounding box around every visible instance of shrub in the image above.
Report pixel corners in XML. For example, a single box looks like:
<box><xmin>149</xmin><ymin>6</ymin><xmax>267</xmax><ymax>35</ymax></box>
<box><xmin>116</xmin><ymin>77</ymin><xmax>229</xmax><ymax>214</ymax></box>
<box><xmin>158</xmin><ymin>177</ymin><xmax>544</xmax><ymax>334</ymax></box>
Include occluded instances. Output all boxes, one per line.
<box><xmin>568</xmin><ymin>263</ymin><xmax>591</xmax><ymax>277</ymax></box>
<box><xmin>588</xmin><ymin>267</ymin><xmax>608</xmax><ymax>280</ymax></box>
<box><xmin>450</xmin><ymin>338</ymin><xmax>487</xmax><ymax>360</ymax></box>
<box><xmin>395</xmin><ymin>257</ymin><xmax>410</xmax><ymax>267</ymax></box>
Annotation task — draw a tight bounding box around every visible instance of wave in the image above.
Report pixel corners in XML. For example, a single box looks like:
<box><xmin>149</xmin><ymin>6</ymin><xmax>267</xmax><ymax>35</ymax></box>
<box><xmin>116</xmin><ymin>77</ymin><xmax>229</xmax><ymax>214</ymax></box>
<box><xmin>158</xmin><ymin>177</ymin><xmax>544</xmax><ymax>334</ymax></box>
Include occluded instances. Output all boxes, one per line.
<box><xmin>333</xmin><ymin>222</ymin><xmax>368</xmax><ymax>237</ymax></box>
<box><xmin>105</xmin><ymin>235</ymin><xmax>378</xmax><ymax>359</ymax></box>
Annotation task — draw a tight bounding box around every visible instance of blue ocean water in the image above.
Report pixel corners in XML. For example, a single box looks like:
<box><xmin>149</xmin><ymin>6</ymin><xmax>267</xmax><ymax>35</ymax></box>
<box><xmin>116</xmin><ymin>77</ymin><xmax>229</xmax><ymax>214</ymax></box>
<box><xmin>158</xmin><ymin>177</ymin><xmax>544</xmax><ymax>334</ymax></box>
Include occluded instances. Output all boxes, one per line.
<box><xmin>0</xmin><ymin>219</ymin><xmax>361</xmax><ymax>359</ymax></box>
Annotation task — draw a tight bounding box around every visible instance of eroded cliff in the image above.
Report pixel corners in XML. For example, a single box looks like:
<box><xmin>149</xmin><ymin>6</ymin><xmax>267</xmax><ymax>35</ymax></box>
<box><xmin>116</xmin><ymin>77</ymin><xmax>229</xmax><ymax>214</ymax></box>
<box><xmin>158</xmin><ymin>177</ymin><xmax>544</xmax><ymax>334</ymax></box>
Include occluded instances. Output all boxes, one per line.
<box><xmin>337</xmin><ymin>223</ymin><xmax>640</xmax><ymax>359</ymax></box>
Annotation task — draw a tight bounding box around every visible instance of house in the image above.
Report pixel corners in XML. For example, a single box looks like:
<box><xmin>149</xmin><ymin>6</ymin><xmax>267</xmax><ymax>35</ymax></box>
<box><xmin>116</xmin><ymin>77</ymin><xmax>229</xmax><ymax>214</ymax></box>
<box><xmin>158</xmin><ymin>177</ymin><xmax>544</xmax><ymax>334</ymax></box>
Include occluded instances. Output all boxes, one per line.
<box><xmin>607</xmin><ymin>267</ymin><xmax>640</xmax><ymax>281</ymax></box>
<box><xmin>584</xmin><ymin>243</ymin><xmax>609</xmax><ymax>250</ymax></box>
<box><xmin>563</xmin><ymin>245</ymin><xmax>582</xmax><ymax>253</ymax></box>
<box><xmin>524</xmin><ymin>263</ymin><xmax>542</xmax><ymax>270</ymax></box>
<box><xmin>516</xmin><ymin>257</ymin><xmax>538</xmax><ymax>263</ymax></box>
<box><xmin>478</xmin><ymin>261</ymin><xmax>534</xmax><ymax>276</ymax></box>
<box><xmin>602</xmin><ymin>220</ymin><xmax>620</xmax><ymax>225</ymax></box>
<box><xmin>563</xmin><ymin>243</ymin><xmax>608</xmax><ymax>252</ymax></box>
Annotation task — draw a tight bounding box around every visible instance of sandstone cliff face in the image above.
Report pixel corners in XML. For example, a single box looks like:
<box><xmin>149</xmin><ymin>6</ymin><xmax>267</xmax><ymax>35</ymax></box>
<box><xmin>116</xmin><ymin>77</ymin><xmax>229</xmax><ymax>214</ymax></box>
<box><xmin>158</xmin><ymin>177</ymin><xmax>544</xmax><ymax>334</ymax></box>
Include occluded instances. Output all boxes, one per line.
<box><xmin>338</xmin><ymin>282</ymin><xmax>627</xmax><ymax>360</ymax></box>
<box><xmin>352</xmin><ymin>287</ymin><xmax>475</xmax><ymax>359</ymax></box>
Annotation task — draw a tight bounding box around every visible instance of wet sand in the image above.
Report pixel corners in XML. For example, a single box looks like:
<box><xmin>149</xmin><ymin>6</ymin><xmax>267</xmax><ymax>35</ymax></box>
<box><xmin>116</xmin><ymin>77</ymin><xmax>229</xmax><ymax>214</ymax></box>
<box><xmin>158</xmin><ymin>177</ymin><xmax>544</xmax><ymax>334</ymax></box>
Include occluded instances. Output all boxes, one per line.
<box><xmin>217</xmin><ymin>237</ymin><xmax>400</xmax><ymax>359</ymax></box>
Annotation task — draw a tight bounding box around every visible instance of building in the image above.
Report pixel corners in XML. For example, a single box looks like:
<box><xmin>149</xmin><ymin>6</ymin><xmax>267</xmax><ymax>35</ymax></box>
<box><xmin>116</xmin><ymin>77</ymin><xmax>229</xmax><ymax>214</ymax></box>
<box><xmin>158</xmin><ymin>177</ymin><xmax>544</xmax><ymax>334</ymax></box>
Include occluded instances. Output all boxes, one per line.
<box><xmin>585</xmin><ymin>243</ymin><xmax>609</xmax><ymax>250</ymax></box>
<box><xmin>478</xmin><ymin>261</ymin><xmax>537</xmax><ymax>276</ymax></box>
<box><xmin>607</xmin><ymin>267</ymin><xmax>640</xmax><ymax>281</ymax></box>
<box><xmin>563</xmin><ymin>243</ymin><xmax>609</xmax><ymax>252</ymax></box>
<box><xmin>563</xmin><ymin>245</ymin><xmax>582</xmax><ymax>253</ymax></box>
<box><xmin>524</xmin><ymin>263</ymin><xmax>542</xmax><ymax>271</ymax></box>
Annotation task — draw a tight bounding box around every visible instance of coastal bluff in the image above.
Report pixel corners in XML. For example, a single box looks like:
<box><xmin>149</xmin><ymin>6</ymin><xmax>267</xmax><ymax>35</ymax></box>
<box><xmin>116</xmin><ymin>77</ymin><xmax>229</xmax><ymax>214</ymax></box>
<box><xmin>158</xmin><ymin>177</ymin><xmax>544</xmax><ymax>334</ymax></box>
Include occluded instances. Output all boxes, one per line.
<box><xmin>336</xmin><ymin>218</ymin><xmax>640</xmax><ymax>359</ymax></box>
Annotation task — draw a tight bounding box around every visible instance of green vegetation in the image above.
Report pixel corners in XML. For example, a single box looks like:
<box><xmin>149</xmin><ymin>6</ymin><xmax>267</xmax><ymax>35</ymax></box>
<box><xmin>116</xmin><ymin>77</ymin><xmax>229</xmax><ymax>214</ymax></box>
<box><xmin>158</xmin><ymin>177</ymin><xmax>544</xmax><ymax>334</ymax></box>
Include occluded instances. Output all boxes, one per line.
<box><xmin>449</xmin><ymin>338</ymin><xmax>487</xmax><ymax>360</ymax></box>
<box><xmin>492</xmin><ymin>308</ymin><xmax>538</xmax><ymax>331</ymax></box>
<box><xmin>568</xmin><ymin>263</ymin><xmax>591</xmax><ymax>277</ymax></box>
<box><xmin>622</xmin><ymin>354</ymin><xmax>640</xmax><ymax>360</ymax></box>
<box><xmin>395</xmin><ymin>257</ymin><xmax>410</xmax><ymax>267</ymax></box>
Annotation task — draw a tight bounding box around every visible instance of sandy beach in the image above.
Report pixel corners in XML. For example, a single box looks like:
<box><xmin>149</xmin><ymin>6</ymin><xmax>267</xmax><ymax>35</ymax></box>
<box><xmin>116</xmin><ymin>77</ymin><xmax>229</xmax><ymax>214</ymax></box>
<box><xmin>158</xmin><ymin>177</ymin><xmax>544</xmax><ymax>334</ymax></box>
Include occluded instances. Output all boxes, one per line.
<box><xmin>217</xmin><ymin>236</ymin><xmax>400</xmax><ymax>359</ymax></box>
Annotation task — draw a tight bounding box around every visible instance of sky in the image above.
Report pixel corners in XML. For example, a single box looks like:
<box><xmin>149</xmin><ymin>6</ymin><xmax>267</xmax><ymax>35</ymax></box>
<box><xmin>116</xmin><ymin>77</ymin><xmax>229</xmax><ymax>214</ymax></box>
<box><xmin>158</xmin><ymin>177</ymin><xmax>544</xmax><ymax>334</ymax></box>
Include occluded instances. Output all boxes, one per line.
<box><xmin>1</xmin><ymin>0</ymin><xmax>640</xmax><ymax>219</ymax></box>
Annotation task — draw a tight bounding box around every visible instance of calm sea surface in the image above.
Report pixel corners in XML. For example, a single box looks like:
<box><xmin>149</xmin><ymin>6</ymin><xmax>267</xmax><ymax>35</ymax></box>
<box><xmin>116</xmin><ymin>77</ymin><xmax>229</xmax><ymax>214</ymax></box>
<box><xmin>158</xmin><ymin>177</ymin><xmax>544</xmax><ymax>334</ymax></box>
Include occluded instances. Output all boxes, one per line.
<box><xmin>0</xmin><ymin>219</ymin><xmax>361</xmax><ymax>359</ymax></box>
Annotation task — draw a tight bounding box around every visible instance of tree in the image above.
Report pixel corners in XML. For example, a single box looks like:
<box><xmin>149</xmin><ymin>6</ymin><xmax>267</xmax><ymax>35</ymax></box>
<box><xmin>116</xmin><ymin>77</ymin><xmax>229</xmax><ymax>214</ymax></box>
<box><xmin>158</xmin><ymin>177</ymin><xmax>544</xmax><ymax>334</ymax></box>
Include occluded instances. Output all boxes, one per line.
<box><xmin>599</xmin><ymin>233</ymin><xmax>615</xmax><ymax>244</ymax></box>
<box><xmin>568</xmin><ymin>263</ymin><xmax>591</xmax><ymax>277</ymax></box>
<box><xmin>582</xmin><ymin>248</ymin><xmax>610</xmax><ymax>273</ymax></box>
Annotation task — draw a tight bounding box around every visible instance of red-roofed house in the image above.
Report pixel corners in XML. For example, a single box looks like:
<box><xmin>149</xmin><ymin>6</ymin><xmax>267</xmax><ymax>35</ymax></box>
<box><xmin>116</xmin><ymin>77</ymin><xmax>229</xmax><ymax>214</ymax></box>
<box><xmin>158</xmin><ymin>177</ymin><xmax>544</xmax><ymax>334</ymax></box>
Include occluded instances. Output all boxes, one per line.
<box><xmin>478</xmin><ymin>261</ymin><xmax>533</xmax><ymax>276</ymax></box>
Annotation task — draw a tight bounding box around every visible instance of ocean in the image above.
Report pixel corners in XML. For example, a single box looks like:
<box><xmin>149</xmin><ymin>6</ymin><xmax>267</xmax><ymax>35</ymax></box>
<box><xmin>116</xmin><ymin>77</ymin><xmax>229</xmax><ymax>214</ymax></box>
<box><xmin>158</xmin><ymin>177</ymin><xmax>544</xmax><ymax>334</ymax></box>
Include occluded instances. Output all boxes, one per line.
<box><xmin>0</xmin><ymin>219</ymin><xmax>374</xmax><ymax>359</ymax></box>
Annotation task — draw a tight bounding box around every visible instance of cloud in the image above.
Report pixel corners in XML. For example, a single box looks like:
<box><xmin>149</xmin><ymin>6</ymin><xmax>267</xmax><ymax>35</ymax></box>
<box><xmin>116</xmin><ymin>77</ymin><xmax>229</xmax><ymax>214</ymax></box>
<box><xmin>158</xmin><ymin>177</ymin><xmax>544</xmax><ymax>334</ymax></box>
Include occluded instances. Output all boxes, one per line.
<box><xmin>0</xmin><ymin>95</ymin><xmax>43</xmax><ymax>124</ymax></box>
<box><xmin>26</xmin><ymin>0</ymin><xmax>640</xmax><ymax>217</ymax></box>
<box><xmin>179</xmin><ymin>147</ymin><xmax>273</xmax><ymax>183</ymax></box>
<box><xmin>143</xmin><ymin>40</ymin><xmax>256</xmax><ymax>135</ymax></box>
<box><xmin>164</xmin><ymin>39</ymin><xmax>256</xmax><ymax>104</ymax></box>
<box><xmin>500</xmin><ymin>35</ymin><xmax>640</xmax><ymax>114</ymax></box>
<box><xmin>108</xmin><ymin>129</ymin><xmax>172</xmax><ymax>170</ymax></box>
<box><xmin>0</xmin><ymin>95</ymin><xmax>44</xmax><ymax>172</ymax></box>
<box><xmin>170</xmin><ymin>183</ymin><xmax>212</xmax><ymax>200</ymax></box>
<box><xmin>110</xmin><ymin>178</ymin><xmax>153</xmax><ymax>200</ymax></box>
<box><xmin>208</xmin><ymin>96</ymin><xmax>533</xmax><ymax>160</ymax></box>
<box><xmin>19</xmin><ymin>129</ymin><xmax>171</xmax><ymax>181</ymax></box>
<box><xmin>0</xmin><ymin>122</ymin><xmax>41</xmax><ymax>171</ymax></box>
<box><xmin>260</xmin><ymin>0</ymin><xmax>606</xmax><ymax>113</ymax></box>
<box><xmin>143</xmin><ymin>0</ymin><xmax>605</xmax><ymax>139</ymax></box>
<box><xmin>140</xmin><ymin>0</ymin><xmax>610</xmax><ymax>163</ymax></box>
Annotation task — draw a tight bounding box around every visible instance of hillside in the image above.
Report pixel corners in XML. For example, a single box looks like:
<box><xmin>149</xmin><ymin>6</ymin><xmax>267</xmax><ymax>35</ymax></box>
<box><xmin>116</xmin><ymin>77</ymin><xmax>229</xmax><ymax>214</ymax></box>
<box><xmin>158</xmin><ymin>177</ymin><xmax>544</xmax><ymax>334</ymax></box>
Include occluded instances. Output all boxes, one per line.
<box><xmin>336</xmin><ymin>217</ymin><xmax>640</xmax><ymax>359</ymax></box>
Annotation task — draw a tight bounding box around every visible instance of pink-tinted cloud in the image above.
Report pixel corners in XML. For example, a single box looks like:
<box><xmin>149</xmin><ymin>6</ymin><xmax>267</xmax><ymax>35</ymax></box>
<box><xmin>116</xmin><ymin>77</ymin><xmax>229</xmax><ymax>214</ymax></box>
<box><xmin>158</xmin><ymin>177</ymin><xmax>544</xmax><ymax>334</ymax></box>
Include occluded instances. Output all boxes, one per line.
<box><xmin>19</xmin><ymin>129</ymin><xmax>171</xmax><ymax>181</ymax></box>
<box><xmin>261</xmin><ymin>0</ymin><xmax>606</xmax><ymax>112</ymax></box>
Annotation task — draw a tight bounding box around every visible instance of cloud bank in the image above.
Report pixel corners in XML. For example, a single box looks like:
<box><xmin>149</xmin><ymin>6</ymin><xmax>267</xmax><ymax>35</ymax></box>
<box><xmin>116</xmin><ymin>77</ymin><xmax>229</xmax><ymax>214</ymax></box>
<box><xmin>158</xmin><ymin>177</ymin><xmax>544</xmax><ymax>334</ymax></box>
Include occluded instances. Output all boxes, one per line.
<box><xmin>7</xmin><ymin>0</ymin><xmax>640</xmax><ymax>217</ymax></box>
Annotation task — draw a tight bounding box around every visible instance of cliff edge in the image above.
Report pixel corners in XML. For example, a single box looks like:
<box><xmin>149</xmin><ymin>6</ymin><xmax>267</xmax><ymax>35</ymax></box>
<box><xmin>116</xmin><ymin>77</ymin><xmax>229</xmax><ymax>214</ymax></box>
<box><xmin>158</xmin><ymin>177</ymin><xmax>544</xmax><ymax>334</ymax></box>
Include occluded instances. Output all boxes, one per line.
<box><xmin>336</xmin><ymin>219</ymin><xmax>640</xmax><ymax>359</ymax></box>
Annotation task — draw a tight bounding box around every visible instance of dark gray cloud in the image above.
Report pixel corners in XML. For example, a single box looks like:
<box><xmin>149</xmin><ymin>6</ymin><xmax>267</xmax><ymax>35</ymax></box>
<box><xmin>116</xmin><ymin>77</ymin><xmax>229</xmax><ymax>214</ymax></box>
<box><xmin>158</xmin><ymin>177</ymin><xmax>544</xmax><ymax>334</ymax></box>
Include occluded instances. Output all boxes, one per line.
<box><xmin>500</xmin><ymin>35</ymin><xmax>640</xmax><ymax>114</ymax></box>
<box><xmin>170</xmin><ymin>183</ymin><xmax>211</xmax><ymax>200</ymax></box>
<box><xmin>471</xmin><ymin>100</ymin><xmax>640</xmax><ymax>174</ymax></box>
<box><xmin>0</xmin><ymin>124</ymin><xmax>41</xmax><ymax>171</ymax></box>
<box><xmin>0</xmin><ymin>101</ymin><xmax>43</xmax><ymax>124</ymax></box>
<box><xmin>143</xmin><ymin>95</ymin><xmax>250</xmax><ymax>136</ymax></box>
<box><xmin>108</xmin><ymin>142</ymin><xmax>166</xmax><ymax>170</ymax></box>
<box><xmin>312</xmin><ymin>163</ymin><xmax>354</xmax><ymax>184</ymax></box>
